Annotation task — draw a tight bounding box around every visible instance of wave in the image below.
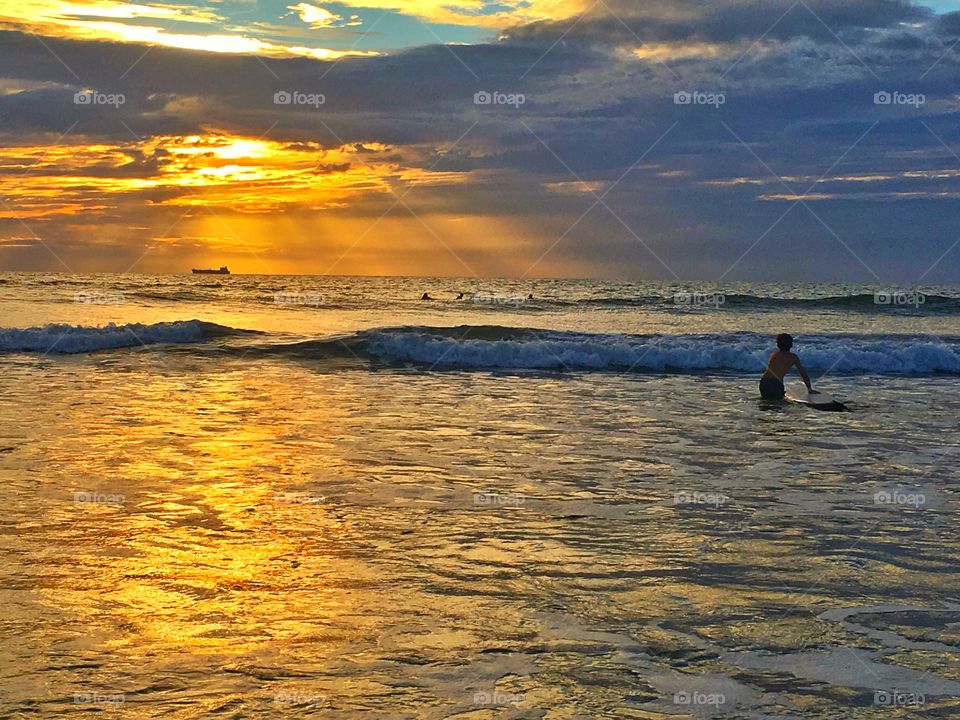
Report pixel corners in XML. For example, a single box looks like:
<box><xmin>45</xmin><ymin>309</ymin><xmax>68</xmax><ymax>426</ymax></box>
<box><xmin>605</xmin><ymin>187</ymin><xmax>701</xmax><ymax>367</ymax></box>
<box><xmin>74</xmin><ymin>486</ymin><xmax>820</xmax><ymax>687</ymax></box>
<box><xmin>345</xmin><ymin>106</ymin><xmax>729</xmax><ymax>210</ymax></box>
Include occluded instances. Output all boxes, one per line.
<box><xmin>4</xmin><ymin>322</ymin><xmax>959</xmax><ymax>374</ymax></box>
<box><xmin>0</xmin><ymin>320</ymin><xmax>250</xmax><ymax>354</ymax></box>
<box><xmin>28</xmin><ymin>287</ymin><xmax>960</xmax><ymax>314</ymax></box>
<box><xmin>248</xmin><ymin>326</ymin><xmax>960</xmax><ymax>375</ymax></box>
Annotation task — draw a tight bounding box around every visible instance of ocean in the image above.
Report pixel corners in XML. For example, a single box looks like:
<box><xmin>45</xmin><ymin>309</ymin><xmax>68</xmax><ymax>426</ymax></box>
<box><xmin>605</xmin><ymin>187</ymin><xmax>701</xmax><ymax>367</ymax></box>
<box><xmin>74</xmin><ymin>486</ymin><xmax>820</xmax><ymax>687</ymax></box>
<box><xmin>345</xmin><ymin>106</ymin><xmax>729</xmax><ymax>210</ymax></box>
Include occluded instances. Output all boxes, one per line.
<box><xmin>2</xmin><ymin>273</ymin><xmax>959</xmax><ymax>718</ymax></box>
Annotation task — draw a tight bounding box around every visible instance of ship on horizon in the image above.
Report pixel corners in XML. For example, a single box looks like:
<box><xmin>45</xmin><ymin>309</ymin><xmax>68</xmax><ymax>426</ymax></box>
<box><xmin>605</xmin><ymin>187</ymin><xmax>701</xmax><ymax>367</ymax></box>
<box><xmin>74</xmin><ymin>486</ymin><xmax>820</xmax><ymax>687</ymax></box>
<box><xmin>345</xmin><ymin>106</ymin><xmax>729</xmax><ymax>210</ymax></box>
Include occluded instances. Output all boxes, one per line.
<box><xmin>192</xmin><ymin>266</ymin><xmax>230</xmax><ymax>275</ymax></box>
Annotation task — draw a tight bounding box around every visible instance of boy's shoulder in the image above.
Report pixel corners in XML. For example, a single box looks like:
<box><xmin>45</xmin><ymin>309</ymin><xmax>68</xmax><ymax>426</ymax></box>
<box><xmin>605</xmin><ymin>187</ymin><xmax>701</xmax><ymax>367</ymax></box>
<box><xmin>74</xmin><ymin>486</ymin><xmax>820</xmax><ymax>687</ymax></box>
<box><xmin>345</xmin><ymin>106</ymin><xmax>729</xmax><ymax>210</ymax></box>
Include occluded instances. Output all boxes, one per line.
<box><xmin>772</xmin><ymin>349</ymin><xmax>799</xmax><ymax>360</ymax></box>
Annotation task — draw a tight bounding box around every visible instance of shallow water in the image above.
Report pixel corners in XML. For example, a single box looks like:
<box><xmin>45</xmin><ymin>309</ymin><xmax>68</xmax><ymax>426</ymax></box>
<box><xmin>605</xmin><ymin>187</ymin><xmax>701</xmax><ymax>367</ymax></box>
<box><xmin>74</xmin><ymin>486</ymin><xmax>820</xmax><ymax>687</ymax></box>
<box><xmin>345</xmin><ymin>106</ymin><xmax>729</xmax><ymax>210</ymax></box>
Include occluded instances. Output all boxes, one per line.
<box><xmin>2</xmin><ymin>275</ymin><xmax>959</xmax><ymax>718</ymax></box>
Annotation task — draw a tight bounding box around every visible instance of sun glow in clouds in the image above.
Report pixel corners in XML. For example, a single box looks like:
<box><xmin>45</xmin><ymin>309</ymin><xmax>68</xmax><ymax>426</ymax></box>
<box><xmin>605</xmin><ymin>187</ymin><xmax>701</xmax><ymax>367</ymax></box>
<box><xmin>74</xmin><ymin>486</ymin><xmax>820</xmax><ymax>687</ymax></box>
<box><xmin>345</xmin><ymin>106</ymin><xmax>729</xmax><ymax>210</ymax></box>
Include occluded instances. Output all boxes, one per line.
<box><xmin>0</xmin><ymin>134</ymin><xmax>472</xmax><ymax>218</ymax></box>
<box><xmin>0</xmin><ymin>0</ymin><xmax>221</xmax><ymax>28</ymax></box>
<box><xmin>0</xmin><ymin>0</ymin><xmax>599</xmax><ymax>58</ymax></box>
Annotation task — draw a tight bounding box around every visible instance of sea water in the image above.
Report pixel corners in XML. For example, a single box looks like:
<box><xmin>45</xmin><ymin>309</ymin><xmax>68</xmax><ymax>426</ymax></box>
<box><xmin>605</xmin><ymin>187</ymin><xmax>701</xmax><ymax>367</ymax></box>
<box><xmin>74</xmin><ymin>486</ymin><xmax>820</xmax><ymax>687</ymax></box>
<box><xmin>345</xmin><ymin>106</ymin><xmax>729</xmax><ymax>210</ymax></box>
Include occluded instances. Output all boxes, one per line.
<box><xmin>1</xmin><ymin>274</ymin><xmax>959</xmax><ymax>718</ymax></box>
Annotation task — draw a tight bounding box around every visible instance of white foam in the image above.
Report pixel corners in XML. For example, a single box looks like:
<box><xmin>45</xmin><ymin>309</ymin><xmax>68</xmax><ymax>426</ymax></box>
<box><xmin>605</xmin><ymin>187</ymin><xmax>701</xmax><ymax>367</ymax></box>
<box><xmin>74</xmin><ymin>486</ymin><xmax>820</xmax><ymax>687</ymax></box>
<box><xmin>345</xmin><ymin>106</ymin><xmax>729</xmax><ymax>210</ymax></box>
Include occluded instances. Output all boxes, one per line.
<box><xmin>365</xmin><ymin>331</ymin><xmax>960</xmax><ymax>375</ymax></box>
<box><xmin>0</xmin><ymin>320</ymin><xmax>209</xmax><ymax>354</ymax></box>
<box><xmin>727</xmin><ymin>646</ymin><xmax>960</xmax><ymax>695</ymax></box>
<box><xmin>819</xmin><ymin>604</ymin><xmax>960</xmax><ymax>652</ymax></box>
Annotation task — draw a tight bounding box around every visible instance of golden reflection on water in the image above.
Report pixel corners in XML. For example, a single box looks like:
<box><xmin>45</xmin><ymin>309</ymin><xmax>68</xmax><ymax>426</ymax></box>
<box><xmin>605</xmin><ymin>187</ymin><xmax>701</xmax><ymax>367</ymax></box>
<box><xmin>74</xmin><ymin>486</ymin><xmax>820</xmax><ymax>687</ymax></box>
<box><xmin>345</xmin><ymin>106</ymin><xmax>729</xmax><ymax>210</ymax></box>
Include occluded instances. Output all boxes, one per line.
<box><xmin>4</xmin><ymin>357</ymin><xmax>960</xmax><ymax>717</ymax></box>
<box><xmin>38</xmin><ymin>367</ymin><xmax>361</xmax><ymax>668</ymax></box>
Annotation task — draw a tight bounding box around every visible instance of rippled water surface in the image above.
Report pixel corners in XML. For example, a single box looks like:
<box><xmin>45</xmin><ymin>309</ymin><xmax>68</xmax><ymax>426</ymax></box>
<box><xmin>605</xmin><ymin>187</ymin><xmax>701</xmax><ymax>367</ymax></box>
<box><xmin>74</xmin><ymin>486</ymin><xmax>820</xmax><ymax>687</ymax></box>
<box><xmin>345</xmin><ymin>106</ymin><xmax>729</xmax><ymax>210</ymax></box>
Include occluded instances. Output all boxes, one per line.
<box><xmin>2</xmin><ymin>275</ymin><xmax>960</xmax><ymax>718</ymax></box>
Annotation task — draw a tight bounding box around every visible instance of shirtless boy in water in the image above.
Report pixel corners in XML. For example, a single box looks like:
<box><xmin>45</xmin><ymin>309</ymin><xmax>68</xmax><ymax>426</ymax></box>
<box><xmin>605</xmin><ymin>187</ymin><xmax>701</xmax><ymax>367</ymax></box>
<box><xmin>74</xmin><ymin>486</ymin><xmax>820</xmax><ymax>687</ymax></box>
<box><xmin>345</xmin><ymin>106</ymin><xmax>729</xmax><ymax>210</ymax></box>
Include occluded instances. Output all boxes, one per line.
<box><xmin>759</xmin><ymin>333</ymin><xmax>816</xmax><ymax>400</ymax></box>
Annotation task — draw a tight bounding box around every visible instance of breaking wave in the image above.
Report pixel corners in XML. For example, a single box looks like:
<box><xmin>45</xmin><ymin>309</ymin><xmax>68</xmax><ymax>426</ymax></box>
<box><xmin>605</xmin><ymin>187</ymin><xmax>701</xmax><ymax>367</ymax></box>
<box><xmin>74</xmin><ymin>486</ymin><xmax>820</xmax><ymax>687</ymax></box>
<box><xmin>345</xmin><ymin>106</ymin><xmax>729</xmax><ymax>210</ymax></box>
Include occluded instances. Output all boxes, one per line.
<box><xmin>3</xmin><ymin>322</ymin><xmax>958</xmax><ymax>374</ymax></box>
<box><xmin>0</xmin><ymin>320</ymin><xmax>250</xmax><ymax>354</ymax></box>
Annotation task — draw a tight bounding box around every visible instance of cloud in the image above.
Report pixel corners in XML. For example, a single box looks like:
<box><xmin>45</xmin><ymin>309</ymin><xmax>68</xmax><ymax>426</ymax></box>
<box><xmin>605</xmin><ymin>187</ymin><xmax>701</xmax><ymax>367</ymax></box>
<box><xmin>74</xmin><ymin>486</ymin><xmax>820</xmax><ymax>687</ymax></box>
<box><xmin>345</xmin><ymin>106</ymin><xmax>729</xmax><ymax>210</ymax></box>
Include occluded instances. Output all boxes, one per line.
<box><xmin>0</xmin><ymin>0</ymin><xmax>376</xmax><ymax>60</ymax></box>
<box><xmin>308</xmin><ymin>0</ymin><xmax>591</xmax><ymax>28</ymax></box>
<box><xmin>287</xmin><ymin>2</ymin><xmax>341</xmax><ymax>28</ymax></box>
<box><xmin>503</xmin><ymin>0</ymin><xmax>931</xmax><ymax>49</ymax></box>
<box><xmin>1</xmin><ymin>1</ymin><xmax>959</xmax><ymax>279</ymax></box>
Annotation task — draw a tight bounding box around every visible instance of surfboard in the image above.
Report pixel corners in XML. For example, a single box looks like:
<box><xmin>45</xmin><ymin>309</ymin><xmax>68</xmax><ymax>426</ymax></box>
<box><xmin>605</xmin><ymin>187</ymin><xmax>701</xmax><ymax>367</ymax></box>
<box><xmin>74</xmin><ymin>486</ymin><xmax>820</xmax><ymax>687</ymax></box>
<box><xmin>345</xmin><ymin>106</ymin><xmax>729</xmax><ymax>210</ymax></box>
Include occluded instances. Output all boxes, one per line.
<box><xmin>785</xmin><ymin>387</ymin><xmax>849</xmax><ymax>412</ymax></box>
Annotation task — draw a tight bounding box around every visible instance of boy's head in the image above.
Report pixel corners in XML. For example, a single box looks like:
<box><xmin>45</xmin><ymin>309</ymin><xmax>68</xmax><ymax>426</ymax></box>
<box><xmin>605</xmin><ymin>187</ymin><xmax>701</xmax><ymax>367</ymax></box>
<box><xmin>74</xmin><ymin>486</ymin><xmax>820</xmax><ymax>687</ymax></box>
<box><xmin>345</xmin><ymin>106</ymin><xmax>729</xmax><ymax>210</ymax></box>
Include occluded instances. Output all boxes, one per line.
<box><xmin>776</xmin><ymin>333</ymin><xmax>794</xmax><ymax>352</ymax></box>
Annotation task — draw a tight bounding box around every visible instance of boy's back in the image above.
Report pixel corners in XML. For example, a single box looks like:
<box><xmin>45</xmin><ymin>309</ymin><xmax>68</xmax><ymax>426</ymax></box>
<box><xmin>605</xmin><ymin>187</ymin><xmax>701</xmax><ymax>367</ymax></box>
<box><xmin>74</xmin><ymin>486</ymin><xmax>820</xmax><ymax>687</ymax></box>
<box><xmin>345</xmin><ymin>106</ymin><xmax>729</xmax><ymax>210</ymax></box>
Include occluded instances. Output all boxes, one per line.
<box><xmin>759</xmin><ymin>334</ymin><xmax>814</xmax><ymax>400</ymax></box>
<box><xmin>764</xmin><ymin>350</ymin><xmax>798</xmax><ymax>381</ymax></box>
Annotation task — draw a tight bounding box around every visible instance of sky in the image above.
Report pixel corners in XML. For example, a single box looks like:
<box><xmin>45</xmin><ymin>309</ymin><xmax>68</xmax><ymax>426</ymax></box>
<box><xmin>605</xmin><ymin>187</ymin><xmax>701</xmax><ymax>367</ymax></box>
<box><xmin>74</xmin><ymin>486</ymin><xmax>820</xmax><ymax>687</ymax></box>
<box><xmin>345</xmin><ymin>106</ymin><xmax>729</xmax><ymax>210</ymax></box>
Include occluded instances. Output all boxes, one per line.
<box><xmin>1</xmin><ymin>0</ymin><xmax>959</xmax><ymax>280</ymax></box>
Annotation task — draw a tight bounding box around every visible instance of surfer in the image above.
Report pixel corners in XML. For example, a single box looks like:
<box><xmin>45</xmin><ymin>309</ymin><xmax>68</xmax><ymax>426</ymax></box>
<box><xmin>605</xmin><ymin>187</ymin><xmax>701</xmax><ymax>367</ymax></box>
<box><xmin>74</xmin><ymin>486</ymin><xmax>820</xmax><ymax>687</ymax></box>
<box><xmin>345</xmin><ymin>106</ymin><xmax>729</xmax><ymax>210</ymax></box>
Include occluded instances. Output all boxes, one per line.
<box><xmin>421</xmin><ymin>293</ymin><xmax>433</xmax><ymax>301</ymax></box>
<box><xmin>759</xmin><ymin>333</ymin><xmax>816</xmax><ymax>400</ymax></box>
<box><xmin>456</xmin><ymin>293</ymin><xmax>464</xmax><ymax>300</ymax></box>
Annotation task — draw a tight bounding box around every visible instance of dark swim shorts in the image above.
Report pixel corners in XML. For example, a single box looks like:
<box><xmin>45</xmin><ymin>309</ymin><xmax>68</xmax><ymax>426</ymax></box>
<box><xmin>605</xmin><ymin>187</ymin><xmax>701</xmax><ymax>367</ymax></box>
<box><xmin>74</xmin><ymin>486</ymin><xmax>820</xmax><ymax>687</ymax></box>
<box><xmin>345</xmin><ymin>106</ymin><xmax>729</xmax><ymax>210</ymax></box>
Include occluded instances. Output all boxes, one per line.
<box><xmin>759</xmin><ymin>377</ymin><xmax>785</xmax><ymax>400</ymax></box>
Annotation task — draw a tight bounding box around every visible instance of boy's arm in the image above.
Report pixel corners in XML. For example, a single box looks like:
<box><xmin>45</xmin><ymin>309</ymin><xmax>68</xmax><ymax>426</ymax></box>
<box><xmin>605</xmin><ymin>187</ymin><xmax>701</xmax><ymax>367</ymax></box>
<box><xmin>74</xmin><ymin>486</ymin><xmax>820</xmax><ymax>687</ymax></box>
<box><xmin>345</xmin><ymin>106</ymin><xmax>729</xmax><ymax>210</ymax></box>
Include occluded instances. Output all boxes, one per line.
<box><xmin>793</xmin><ymin>355</ymin><xmax>815</xmax><ymax>392</ymax></box>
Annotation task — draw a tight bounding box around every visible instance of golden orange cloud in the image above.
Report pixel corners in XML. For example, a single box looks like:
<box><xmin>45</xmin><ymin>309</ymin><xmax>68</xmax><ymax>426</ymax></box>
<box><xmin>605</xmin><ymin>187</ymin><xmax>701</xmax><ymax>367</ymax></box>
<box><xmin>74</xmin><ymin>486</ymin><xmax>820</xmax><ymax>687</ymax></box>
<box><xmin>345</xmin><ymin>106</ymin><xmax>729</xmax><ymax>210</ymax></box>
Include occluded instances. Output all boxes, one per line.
<box><xmin>0</xmin><ymin>134</ymin><xmax>472</xmax><ymax>219</ymax></box>
<box><xmin>303</xmin><ymin>0</ymin><xmax>590</xmax><ymax>28</ymax></box>
<box><xmin>629</xmin><ymin>40</ymin><xmax>758</xmax><ymax>62</ymax></box>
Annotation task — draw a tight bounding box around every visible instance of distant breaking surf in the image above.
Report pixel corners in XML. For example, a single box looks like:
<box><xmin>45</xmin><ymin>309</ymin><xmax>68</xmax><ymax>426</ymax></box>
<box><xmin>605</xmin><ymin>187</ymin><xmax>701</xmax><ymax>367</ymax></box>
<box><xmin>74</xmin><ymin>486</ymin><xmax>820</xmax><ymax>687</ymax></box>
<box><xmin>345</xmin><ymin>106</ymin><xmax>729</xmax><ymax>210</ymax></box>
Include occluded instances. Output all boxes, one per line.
<box><xmin>2</xmin><ymin>322</ymin><xmax>959</xmax><ymax>375</ymax></box>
